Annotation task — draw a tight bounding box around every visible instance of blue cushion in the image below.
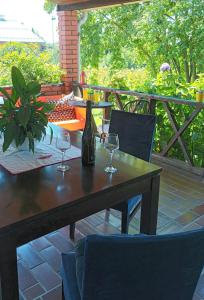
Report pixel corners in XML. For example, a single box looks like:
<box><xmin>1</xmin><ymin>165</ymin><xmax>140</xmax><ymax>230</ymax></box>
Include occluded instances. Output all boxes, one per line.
<box><xmin>61</xmin><ymin>231</ymin><xmax>204</xmax><ymax>300</ymax></box>
<box><xmin>75</xmin><ymin>238</ymin><xmax>86</xmax><ymax>297</ymax></box>
<box><xmin>81</xmin><ymin>231</ymin><xmax>204</xmax><ymax>300</ymax></box>
<box><xmin>61</xmin><ymin>252</ymin><xmax>81</xmax><ymax>300</ymax></box>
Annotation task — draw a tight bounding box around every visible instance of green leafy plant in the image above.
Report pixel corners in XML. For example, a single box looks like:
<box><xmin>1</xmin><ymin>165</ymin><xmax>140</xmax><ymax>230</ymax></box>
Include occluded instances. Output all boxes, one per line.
<box><xmin>0</xmin><ymin>66</ymin><xmax>54</xmax><ymax>152</ymax></box>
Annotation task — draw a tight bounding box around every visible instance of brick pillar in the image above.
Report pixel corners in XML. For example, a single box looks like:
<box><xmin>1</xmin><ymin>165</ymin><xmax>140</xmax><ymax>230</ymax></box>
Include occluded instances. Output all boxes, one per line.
<box><xmin>58</xmin><ymin>11</ymin><xmax>79</xmax><ymax>93</ymax></box>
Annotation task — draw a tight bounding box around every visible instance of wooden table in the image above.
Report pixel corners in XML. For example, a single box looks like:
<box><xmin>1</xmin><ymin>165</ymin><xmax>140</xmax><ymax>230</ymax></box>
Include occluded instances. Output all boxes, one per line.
<box><xmin>0</xmin><ymin>126</ymin><xmax>162</xmax><ymax>300</ymax></box>
<box><xmin>69</xmin><ymin>100</ymin><xmax>113</xmax><ymax>120</ymax></box>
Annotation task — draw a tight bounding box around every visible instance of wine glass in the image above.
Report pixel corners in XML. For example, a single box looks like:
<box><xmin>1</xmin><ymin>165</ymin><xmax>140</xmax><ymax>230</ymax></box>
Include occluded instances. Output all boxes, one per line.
<box><xmin>102</xmin><ymin>118</ymin><xmax>110</xmax><ymax>135</ymax></box>
<box><xmin>104</xmin><ymin>133</ymin><xmax>119</xmax><ymax>173</ymax></box>
<box><xmin>56</xmin><ymin>132</ymin><xmax>71</xmax><ymax>172</ymax></box>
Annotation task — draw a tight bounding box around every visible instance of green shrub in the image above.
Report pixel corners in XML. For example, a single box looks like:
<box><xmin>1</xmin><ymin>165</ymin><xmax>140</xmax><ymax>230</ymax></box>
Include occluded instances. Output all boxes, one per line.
<box><xmin>87</xmin><ymin>67</ymin><xmax>204</xmax><ymax>168</ymax></box>
<box><xmin>0</xmin><ymin>42</ymin><xmax>64</xmax><ymax>86</ymax></box>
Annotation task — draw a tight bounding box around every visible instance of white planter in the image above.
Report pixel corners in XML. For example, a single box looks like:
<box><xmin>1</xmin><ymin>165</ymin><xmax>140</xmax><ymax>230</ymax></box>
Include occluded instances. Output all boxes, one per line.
<box><xmin>12</xmin><ymin>139</ymin><xmax>29</xmax><ymax>151</ymax></box>
<box><xmin>18</xmin><ymin>139</ymin><xmax>30</xmax><ymax>151</ymax></box>
<box><xmin>12</xmin><ymin>139</ymin><xmax>40</xmax><ymax>151</ymax></box>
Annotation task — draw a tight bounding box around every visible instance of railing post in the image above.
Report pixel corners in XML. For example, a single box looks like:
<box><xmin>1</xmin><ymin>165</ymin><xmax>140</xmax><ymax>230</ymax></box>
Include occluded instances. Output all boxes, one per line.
<box><xmin>149</xmin><ymin>98</ymin><xmax>156</xmax><ymax>115</ymax></box>
<box><xmin>72</xmin><ymin>81</ymin><xmax>83</xmax><ymax>98</ymax></box>
<box><xmin>104</xmin><ymin>92</ymin><xmax>111</xmax><ymax>120</ymax></box>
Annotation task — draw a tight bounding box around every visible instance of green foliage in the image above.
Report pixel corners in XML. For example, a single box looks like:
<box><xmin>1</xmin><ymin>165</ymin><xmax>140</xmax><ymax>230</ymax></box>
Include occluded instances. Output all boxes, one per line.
<box><xmin>86</xmin><ymin>67</ymin><xmax>204</xmax><ymax>167</ymax></box>
<box><xmin>0</xmin><ymin>67</ymin><xmax>54</xmax><ymax>152</ymax></box>
<box><xmin>80</xmin><ymin>0</ymin><xmax>204</xmax><ymax>81</ymax></box>
<box><xmin>44</xmin><ymin>0</ymin><xmax>56</xmax><ymax>14</ymax></box>
<box><xmin>0</xmin><ymin>42</ymin><xmax>63</xmax><ymax>86</ymax></box>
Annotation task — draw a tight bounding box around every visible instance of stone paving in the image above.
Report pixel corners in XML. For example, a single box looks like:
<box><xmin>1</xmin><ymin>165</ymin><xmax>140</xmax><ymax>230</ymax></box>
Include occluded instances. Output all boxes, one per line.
<box><xmin>17</xmin><ymin>162</ymin><xmax>204</xmax><ymax>299</ymax></box>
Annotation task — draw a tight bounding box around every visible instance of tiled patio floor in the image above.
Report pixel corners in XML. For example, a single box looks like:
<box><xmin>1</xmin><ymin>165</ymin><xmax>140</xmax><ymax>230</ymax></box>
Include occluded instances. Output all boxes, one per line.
<box><xmin>18</xmin><ymin>161</ymin><xmax>204</xmax><ymax>300</ymax></box>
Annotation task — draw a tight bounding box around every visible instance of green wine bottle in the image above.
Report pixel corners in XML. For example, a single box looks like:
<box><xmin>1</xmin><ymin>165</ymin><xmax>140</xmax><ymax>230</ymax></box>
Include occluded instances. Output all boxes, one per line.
<box><xmin>82</xmin><ymin>100</ymin><xmax>96</xmax><ymax>166</ymax></box>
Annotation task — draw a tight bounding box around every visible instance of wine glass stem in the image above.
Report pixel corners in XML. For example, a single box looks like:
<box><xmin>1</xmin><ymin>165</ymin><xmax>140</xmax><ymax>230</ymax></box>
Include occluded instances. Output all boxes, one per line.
<box><xmin>109</xmin><ymin>151</ymin><xmax>114</xmax><ymax>168</ymax></box>
<box><xmin>61</xmin><ymin>151</ymin><xmax>65</xmax><ymax>168</ymax></box>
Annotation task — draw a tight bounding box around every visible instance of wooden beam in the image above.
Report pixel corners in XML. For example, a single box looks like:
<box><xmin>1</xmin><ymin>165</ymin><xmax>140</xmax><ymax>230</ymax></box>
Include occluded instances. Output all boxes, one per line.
<box><xmin>57</xmin><ymin>0</ymin><xmax>140</xmax><ymax>11</ymax></box>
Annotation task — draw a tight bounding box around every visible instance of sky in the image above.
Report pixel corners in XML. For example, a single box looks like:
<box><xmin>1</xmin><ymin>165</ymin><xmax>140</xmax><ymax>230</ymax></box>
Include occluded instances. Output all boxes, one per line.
<box><xmin>0</xmin><ymin>0</ymin><xmax>58</xmax><ymax>43</ymax></box>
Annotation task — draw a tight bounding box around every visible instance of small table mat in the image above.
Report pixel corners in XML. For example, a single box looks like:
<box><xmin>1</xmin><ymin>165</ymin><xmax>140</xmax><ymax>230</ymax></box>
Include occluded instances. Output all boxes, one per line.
<box><xmin>0</xmin><ymin>137</ymin><xmax>81</xmax><ymax>175</ymax></box>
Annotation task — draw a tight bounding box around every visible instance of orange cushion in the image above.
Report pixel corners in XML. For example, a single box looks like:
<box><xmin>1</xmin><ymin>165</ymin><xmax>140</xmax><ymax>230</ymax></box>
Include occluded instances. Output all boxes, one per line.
<box><xmin>53</xmin><ymin>119</ymin><xmax>85</xmax><ymax>131</ymax></box>
<box><xmin>38</xmin><ymin>95</ymin><xmax>86</xmax><ymax>130</ymax></box>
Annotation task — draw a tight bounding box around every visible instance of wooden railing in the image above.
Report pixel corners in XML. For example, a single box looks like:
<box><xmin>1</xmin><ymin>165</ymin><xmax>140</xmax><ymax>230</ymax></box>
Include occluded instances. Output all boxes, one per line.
<box><xmin>73</xmin><ymin>82</ymin><xmax>204</xmax><ymax>176</ymax></box>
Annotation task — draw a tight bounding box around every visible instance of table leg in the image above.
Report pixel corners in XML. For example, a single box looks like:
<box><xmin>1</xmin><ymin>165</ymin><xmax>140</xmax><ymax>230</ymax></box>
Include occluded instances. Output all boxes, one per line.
<box><xmin>103</xmin><ymin>106</ymin><xmax>111</xmax><ymax>120</ymax></box>
<box><xmin>0</xmin><ymin>243</ymin><xmax>19</xmax><ymax>300</ymax></box>
<box><xmin>140</xmin><ymin>174</ymin><xmax>160</xmax><ymax>235</ymax></box>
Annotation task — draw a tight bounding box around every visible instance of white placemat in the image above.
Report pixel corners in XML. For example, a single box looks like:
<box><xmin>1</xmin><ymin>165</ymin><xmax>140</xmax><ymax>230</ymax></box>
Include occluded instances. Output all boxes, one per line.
<box><xmin>0</xmin><ymin>136</ymin><xmax>81</xmax><ymax>175</ymax></box>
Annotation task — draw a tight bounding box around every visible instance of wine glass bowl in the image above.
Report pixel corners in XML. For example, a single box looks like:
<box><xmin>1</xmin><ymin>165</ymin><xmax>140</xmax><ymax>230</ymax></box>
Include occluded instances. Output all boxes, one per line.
<box><xmin>56</xmin><ymin>132</ymin><xmax>71</xmax><ymax>172</ymax></box>
<box><xmin>104</xmin><ymin>133</ymin><xmax>119</xmax><ymax>173</ymax></box>
<box><xmin>102</xmin><ymin>118</ymin><xmax>110</xmax><ymax>135</ymax></box>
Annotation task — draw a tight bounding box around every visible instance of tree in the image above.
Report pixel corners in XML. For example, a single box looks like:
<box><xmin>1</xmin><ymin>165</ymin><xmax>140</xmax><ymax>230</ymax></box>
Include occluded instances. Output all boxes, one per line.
<box><xmin>80</xmin><ymin>0</ymin><xmax>204</xmax><ymax>83</ymax></box>
<box><xmin>44</xmin><ymin>0</ymin><xmax>56</xmax><ymax>14</ymax></box>
<box><xmin>138</xmin><ymin>0</ymin><xmax>204</xmax><ymax>82</ymax></box>
<box><xmin>0</xmin><ymin>42</ymin><xmax>63</xmax><ymax>85</ymax></box>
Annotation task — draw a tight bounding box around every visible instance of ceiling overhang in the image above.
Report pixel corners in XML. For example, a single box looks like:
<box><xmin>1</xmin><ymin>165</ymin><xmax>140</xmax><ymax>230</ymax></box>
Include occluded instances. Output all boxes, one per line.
<box><xmin>53</xmin><ymin>0</ymin><xmax>140</xmax><ymax>11</ymax></box>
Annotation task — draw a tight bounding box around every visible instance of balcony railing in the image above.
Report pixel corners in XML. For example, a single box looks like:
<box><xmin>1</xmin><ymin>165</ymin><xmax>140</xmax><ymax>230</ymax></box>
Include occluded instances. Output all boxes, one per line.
<box><xmin>73</xmin><ymin>82</ymin><xmax>204</xmax><ymax>176</ymax></box>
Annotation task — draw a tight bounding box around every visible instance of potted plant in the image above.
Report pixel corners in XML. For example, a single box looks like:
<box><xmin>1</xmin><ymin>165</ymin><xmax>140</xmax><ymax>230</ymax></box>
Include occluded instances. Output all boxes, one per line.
<box><xmin>0</xmin><ymin>66</ymin><xmax>54</xmax><ymax>152</ymax></box>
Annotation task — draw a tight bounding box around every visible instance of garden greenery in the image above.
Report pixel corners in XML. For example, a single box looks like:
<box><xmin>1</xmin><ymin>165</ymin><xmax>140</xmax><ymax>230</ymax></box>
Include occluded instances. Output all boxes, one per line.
<box><xmin>0</xmin><ymin>42</ymin><xmax>63</xmax><ymax>86</ymax></box>
<box><xmin>79</xmin><ymin>0</ymin><xmax>204</xmax><ymax>168</ymax></box>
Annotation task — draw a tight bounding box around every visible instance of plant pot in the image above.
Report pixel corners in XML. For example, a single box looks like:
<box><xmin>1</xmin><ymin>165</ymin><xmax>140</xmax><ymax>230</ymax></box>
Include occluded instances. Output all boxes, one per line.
<box><xmin>18</xmin><ymin>139</ymin><xmax>30</xmax><ymax>151</ymax></box>
<box><xmin>12</xmin><ymin>139</ymin><xmax>30</xmax><ymax>151</ymax></box>
<box><xmin>12</xmin><ymin>139</ymin><xmax>40</xmax><ymax>152</ymax></box>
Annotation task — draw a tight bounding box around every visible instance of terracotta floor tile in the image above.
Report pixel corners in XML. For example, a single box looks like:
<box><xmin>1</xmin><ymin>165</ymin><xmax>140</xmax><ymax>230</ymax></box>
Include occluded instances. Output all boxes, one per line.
<box><xmin>96</xmin><ymin>222</ymin><xmax>120</xmax><ymax>234</ymax></box>
<box><xmin>158</xmin><ymin>221</ymin><xmax>183</xmax><ymax>234</ymax></box>
<box><xmin>22</xmin><ymin>283</ymin><xmax>45</xmax><ymax>300</ymax></box>
<box><xmin>175</xmin><ymin>211</ymin><xmax>199</xmax><ymax>226</ymax></box>
<box><xmin>41</xmin><ymin>285</ymin><xmax>62</xmax><ymax>300</ymax></box>
<box><xmin>40</xmin><ymin>246</ymin><xmax>62</xmax><ymax>273</ymax></box>
<box><xmin>193</xmin><ymin>204</ymin><xmax>204</xmax><ymax>216</ymax></box>
<box><xmin>182</xmin><ymin>222</ymin><xmax>202</xmax><ymax>232</ymax></box>
<box><xmin>76</xmin><ymin>219</ymin><xmax>100</xmax><ymax>236</ymax></box>
<box><xmin>85</xmin><ymin>212</ymin><xmax>104</xmax><ymax>227</ymax></box>
<box><xmin>46</xmin><ymin>232</ymin><xmax>74</xmax><ymax>253</ymax></box>
<box><xmin>31</xmin><ymin>237</ymin><xmax>52</xmax><ymax>251</ymax></box>
<box><xmin>196</xmin><ymin>215</ymin><xmax>204</xmax><ymax>226</ymax></box>
<box><xmin>159</xmin><ymin>204</ymin><xmax>181</xmax><ymax>218</ymax></box>
<box><xmin>100</xmin><ymin>211</ymin><xmax>121</xmax><ymax>228</ymax></box>
<box><xmin>17</xmin><ymin>244</ymin><xmax>44</xmax><ymax>269</ymax></box>
<box><xmin>157</xmin><ymin>211</ymin><xmax>173</xmax><ymax>229</ymax></box>
<box><xmin>32</xmin><ymin>263</ymin><xmax>61</xmax><ymax>291</ymax></box>
<box><xmin>18</xmin><ymin>261</ymin><xmax>37</xmax><ymax>291</ymax></box>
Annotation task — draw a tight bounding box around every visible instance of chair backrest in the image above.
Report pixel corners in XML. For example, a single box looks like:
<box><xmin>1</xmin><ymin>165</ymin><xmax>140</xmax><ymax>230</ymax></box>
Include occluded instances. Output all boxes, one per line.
<box><xmin>109</xmin><ymin>110</ymin><xmax>156</xmax><ymax>161</ymax></box>
<box><xmin>81</xmin><ymin>230</ymin><xmax>204</xmax><ymax>300</ymax></box>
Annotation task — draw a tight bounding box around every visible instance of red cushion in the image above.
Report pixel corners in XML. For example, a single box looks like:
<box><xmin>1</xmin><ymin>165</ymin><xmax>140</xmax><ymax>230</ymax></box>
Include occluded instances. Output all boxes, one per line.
<box><xmin>48</xmin><ymin>109</ymin><xmax>76</xmax><ymax>122</ymax></box>
<box><xmin>46</xmin><ymin>99</ymin><xmax>76</xmax><ymax>122</ymax></box>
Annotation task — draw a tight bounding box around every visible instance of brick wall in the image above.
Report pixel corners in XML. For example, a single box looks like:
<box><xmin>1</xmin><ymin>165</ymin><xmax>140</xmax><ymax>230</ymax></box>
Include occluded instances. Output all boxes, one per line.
<box><xmin>58</xmin><ymin>10</ymin><xmax>79</xmax><ymax>93</ymax></box>
<box><xmin>41</xmin><ymin>83</ymin><xmax>65</xmax><ymax>95</ymax></box>
<box><xmin>0</xmin><ymin>83</ymin><xmax>65</xmax><ymax>97</ymax></box>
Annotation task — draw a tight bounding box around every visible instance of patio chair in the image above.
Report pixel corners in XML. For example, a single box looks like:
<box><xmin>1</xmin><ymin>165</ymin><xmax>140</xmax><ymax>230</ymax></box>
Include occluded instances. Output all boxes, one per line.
<box><xmin>69</xmin><ymin>110</ymin><xmax>156</xmax><ymax>239</ymax></box>
<box><xmin>61</xmin><ymin>230</ymin><xmax>204</xmax><ymax>300</ymax></box>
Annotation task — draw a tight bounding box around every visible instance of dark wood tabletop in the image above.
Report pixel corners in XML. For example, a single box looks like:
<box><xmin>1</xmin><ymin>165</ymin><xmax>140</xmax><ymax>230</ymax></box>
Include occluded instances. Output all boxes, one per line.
<box><xmin>0</xmin><ymin>125</ymin><xmax>162</xmax><ymax>300</ymax></box>
<box><xmin>68</xmin><ymin>100</ymin><xmax>113</xmax><ymax>109</ymax></box>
